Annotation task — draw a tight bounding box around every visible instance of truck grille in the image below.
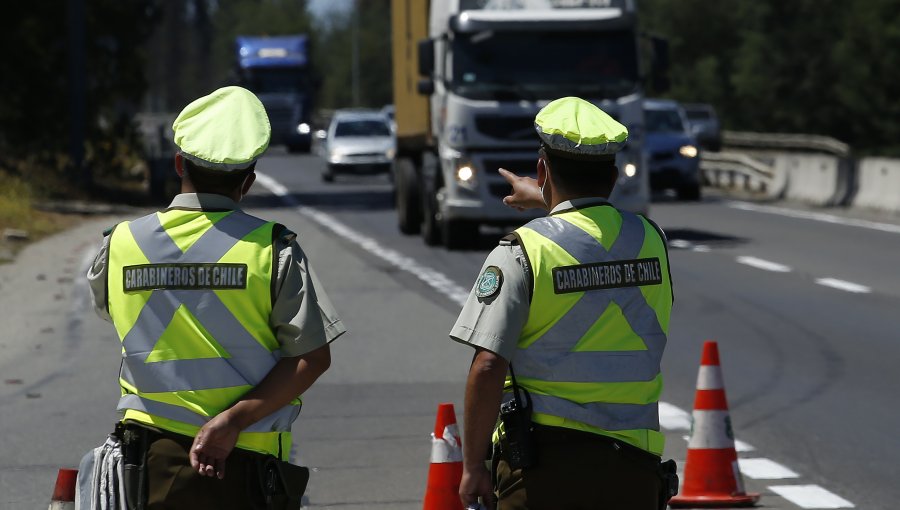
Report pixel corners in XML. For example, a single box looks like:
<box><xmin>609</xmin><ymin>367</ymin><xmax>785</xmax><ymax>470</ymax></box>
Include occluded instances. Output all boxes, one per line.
<box><xmin>475</xmin><ymin>116</ymin><xmax>537</xmax><ymax>141</ymax></box>
<box><xmin>483</xmin><ymin>158</ymin><xmax>536</xmax><ymax>198</ymax></box>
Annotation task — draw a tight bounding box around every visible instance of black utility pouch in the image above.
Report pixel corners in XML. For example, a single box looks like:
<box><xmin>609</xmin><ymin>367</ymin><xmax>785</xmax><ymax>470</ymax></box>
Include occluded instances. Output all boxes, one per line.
<box><xmin>250</xmin><ymin>455</ymin><xmax>310</xmax><ymax>510</ymax></box>
<box><xmin>499</xmin><ymin>364</ymin><xmax>537</xmax><ymax>470</ymax></box>
<box><xmin>657</xmin><ymin>459</ymin><xmax>679</xmax><ymax>510</ymax></box>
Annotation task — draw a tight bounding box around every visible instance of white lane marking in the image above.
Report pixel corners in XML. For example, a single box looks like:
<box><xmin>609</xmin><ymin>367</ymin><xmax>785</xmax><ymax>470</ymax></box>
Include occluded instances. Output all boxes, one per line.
<box><xmin>255</xmin><ymin>172</ymin><xmax>471</xmax><ymax>306</ymax></box>
<box><xmin>815</xmin><ymin>278</ymin><xmax>871</xmax><ymax>294</ymax></box>
<box><xmin>693</xmin><ymin>245</ymin><xmax>711</xmax><ymax>252</ymax></box>
<box><xmin>736</xmin><ymin>256</ymin><xmax>792</xmax><ymax>273</ymax></box>
<box><xmin>659</xmin><ymin>402</ymin><xmax>691</xmax><ymax>430</ymax></box>
<box><xmin>669</xmin><ymin>239</ymin><xmax>693</xmax><ymax>249</ymax></box>
<box><xmin>728</xmin><ymin>201</ymin><xmax>900</xmax><ymax>235</ymax></box>
<box><xmin>769</xmin><ymin>485</ymin><xmax>855</xmax><ymax>509</ymax></box>
<box><xmin>738</xmin><ymin>458</ymin><xmax>799</xmax><ymax>479</ymax></box>
<box><xmin>257</xmin><ymin>172</ymin><xmax>851</xmax><ymax>508</ymax></box>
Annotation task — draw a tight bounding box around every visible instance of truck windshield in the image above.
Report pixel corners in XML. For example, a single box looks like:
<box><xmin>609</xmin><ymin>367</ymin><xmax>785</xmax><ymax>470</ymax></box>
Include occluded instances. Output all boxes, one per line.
<box><xmin>451</xmin><ymin>30</ymin><xmax>638</xmax><ymax>100</ymax></box>
<box><xmin>646</xmin><ymin>109</ymin><xmax>687</xmax><ymax>133</ymax></box>
<box><xmin>242</xmin><ymin>67</ymin><xmax>307</xmax><ymax>94</ymax></box>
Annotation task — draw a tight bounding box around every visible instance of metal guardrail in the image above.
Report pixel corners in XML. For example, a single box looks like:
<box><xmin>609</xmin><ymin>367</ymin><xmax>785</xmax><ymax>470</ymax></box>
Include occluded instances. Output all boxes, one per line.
<box><xmin>722</xmin><ymin>131</ymin><xmax>850</xmax><ymax>158</ymax></box>
<box><xmin>700</xmin><ymin>151</ymin><xmax>774</xmax><ymax>178</ymax></box>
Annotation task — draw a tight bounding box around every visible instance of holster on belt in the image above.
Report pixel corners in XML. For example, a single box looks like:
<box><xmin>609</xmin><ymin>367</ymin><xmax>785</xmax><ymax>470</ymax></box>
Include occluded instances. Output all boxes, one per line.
<box><xmin>116</xmin><ymin>422</ymin><xmax>149</xmax><ymax>510</ymax></box>
<box><xmin>657</xmin><ymin>458</ymin><xmax>679</xmax><ymax>510</ymax></box>
<box><xmin>248</xmin><ymin>455</ymin><xmax>310</xmax><ymax>510</ymax></box>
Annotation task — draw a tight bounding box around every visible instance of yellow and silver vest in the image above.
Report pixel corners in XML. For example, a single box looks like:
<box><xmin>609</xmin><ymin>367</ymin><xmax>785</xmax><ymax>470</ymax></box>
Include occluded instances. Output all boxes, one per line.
<box><xmin>511</xmin><ymin>203</ymin><xmax>673</xmax><ymax>455</ymax></box>
<box><xmin>107</xmin><ymin>208</ymin><xmax>299</xmax><ymax>459</ymax></box>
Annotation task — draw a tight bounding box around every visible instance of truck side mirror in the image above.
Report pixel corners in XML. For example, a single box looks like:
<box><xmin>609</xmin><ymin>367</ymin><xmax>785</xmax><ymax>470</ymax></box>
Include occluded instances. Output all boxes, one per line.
<box><xmin>418</xmin><ymin>38</ymin><xmax>435</xmax><ymax>77</ymax></box>
<box><xmin>417</xmin><ymin>78</ymin><xmax>435</xmax><ymax>96</ymax></box>
<box><xmin>651</xmin><ymin>36</ymin><xmax>670</xmax><ymax>93</ymax></box>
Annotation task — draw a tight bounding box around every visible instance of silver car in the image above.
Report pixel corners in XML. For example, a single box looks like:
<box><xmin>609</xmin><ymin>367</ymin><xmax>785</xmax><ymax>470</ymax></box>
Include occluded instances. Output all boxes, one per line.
<box><xmin>322</xmin><ymin>110</ymin><xmax>396</xmax><ymax>182</ymax></box>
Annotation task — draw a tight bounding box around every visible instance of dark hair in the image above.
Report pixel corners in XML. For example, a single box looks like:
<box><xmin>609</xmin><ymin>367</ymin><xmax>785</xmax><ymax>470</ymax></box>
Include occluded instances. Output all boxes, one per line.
<box><xmin>183</xmin><ymin>158</ymin><xmax>255</xmax><ymax>195</ymax></box>
<box><xmin>540</xmin><ymin>146</ymin><xmax>618</xmax><ymax>195</ymax></box>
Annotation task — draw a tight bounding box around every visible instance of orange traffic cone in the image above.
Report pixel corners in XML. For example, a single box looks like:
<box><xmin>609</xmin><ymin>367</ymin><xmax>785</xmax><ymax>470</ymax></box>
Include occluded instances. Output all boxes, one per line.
<box><xmin>669</xmin><ymin>341</ymin><xmax>760</xmax><ymax>507</ymax></box>
<box><xmin>423</xmin><ymin>402</ymin><xmax>464</xmax><ymax>510</ymax></box>
<box><xmin>48</xmin><ymin>468</ymin><xmax>77</xmax><ymax>510</ymax></box>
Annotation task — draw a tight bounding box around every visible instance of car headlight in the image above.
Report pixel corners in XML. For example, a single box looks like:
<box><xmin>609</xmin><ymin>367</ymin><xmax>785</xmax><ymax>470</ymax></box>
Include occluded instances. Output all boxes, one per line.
<box><xmin>297</xmin><ymin>123</ymin><xmax>311</xmax><ymax>135</ymax></box>
<box><xmin>385</xmin><ymin>147</ymin><xmax>396</xmax><ymax>160</ymax></box>
<box><xmin>623</xmin><ymin>163</ymin><xmax>637</xmax><ymax>177</ymax></box>
<box><xmin>679</xmin><ymin>145</ymin><xmax>698</xmax><ymax>158</ymax></box>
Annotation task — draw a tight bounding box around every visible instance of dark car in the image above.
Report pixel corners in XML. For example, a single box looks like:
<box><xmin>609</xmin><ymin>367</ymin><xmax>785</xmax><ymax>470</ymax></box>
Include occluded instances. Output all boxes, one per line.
<box><xmin>682</xmin><ymin>103</ymin><xmax>722</xmax><ymax>152</ymax></box>
<box><xmin>644</xmin><ymin>99</ymin><xmax>702</xmax><ymax>201</ymax></box>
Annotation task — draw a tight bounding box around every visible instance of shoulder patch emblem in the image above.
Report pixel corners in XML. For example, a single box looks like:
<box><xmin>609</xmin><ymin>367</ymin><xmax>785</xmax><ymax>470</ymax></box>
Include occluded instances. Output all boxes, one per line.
<box><xmin>476</xmin><ymin>266</ymin><xmax>503</xmax><ymax>299</ymax></box>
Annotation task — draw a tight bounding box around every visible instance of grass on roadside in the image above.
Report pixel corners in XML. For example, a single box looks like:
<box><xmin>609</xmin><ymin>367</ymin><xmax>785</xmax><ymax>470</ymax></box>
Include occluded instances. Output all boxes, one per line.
<box><xmin>0</xmin><ymin>173</ymin><xmax>80</xmax><ymax>253</ymax></box>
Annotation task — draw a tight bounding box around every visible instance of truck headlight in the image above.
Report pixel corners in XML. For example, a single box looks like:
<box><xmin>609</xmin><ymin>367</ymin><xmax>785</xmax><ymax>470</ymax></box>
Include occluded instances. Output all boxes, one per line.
<box><xmin>623</xmin><ymin>163</ymin><xmax>637</xmax><ymax>177</ymax></box>
<box><xmin>297</xmin><ymin>123</ymin><xmax>311</xmax><ymax>135</ymax></box>
<box><xmin>456</xmin><ymin>165</ymin><xmax>475</xmax><ymax>183</ymax></box>
<box><xmin>679</xmin><ymin>145</ymin><xmax>698</xmax><ymax>158</ymax></box>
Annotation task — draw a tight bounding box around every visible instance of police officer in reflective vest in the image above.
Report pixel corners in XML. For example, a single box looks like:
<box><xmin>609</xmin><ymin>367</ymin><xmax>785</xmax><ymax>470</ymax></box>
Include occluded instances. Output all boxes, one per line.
<box><xmin>452</xmin><ymin>97</ymin><xmax>675</xmax><ymax>510</ymax></box>
<box><xmin>86</xmin><ymin>86</ymin><xmax>344</xmax><ymax>508</ymax></box>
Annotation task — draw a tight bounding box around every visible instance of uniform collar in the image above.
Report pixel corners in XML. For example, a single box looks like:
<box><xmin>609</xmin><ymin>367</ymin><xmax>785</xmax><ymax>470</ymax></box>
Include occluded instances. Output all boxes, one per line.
<box><xmin>167</xmin><ymin>193</ymin><xmax>241</xmax><ymax>211</ymax></box>
<box><xmin>550</xmin><ymin>197</ymin><xmax>611</xmax><ymax>215</ymax></box>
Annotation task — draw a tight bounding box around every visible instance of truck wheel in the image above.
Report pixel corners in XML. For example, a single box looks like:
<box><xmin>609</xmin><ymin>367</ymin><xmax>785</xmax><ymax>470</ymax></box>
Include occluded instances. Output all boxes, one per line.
<box><xmin>322</xmin><ymin>165</ymin><xmax>336</xmax><ymax>183</ymax></box>
<box><xmin>395</xmin><ymin>158</ymin><xmax>421</xmax><ymax>235</ymax></box>
<box><xmin>421</xmin><ymin>187</ymin><xmax>441</xmax><ymax>246</ymax></box>
<box><xmin>442</xmin><ymin>219</ymin><xmax>478</xmax><ymax>250</ymax></box>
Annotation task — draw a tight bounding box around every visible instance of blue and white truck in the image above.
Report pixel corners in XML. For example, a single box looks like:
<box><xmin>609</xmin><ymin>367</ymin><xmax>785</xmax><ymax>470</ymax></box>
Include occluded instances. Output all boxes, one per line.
<box><xmin>235</xmin><ymin>35</ymin><xmax>314</xmax><ymax>152</ymax></box>
<box><xmin>391</xmin><ymin>0</ymin><xmax>668</xmax><ymax>249</ymax></box>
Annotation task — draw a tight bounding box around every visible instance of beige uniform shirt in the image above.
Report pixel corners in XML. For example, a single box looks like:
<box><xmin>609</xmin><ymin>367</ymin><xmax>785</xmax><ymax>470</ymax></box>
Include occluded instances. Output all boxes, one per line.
<box><xmin>449</xmin><ymin>199</ymin><xmax>612</xmax><ymax>361</ymax></box>
<box><xmin>87</xmin><ymin>193</ymin><xmax>345</xmax><ymax>357</ymax></box>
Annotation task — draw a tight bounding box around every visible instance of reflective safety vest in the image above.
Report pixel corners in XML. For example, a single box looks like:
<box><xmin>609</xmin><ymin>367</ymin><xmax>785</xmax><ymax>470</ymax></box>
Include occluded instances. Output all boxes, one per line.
<box><xmin>511</xmin><ymin>203</ymin><xmax>672</xmax><ymax>456</ymax></box>
<box><xmin>107</xmin><ymin>208</ymin><xmax>299</xmax><ymax>459</ymax></box>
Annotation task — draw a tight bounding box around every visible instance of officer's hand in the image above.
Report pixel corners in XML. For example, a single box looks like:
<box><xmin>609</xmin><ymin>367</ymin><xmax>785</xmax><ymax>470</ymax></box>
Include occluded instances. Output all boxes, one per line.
<box><xmin>499</xmin><ymin>168</ymin><xmax>546</xmax><ymax>211</ymax></box>
<box><xmin>460</xmin><ymin>463</ymin><xmax>496</xmax><ymax>510</ymax></box>
<box><xmin>190</xmin><ymin>412</ymin><xmax>241</xmax><ymax>479</ymax></box>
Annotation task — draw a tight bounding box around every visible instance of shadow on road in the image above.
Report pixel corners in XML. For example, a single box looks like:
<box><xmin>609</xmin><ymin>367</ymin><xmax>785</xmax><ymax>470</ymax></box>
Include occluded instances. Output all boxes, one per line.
<box><xmin>665</xmin><ymin>228</ymin><xmax>748</xmax><ymax>248</ymax></box>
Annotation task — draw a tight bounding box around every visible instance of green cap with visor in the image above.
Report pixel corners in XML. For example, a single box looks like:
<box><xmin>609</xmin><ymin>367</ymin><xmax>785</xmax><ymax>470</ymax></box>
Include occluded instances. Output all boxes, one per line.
<box><xmin>173</xmin><ymin>86</ymin><xmax>271</xmax><ymax>171</ymax></box>
<box><xmin>535</xmin><ymin>96</ymin><xmax>628</xmax><ymax>162</ymax></box>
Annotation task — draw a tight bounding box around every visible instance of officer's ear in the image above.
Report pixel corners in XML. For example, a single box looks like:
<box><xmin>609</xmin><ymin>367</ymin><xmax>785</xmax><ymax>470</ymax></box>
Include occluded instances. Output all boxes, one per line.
<box><xmin>537</xmin><ymin>156</ymin><xmax>549</xmax><ymax>187</ymax></box>
<box><xmin>174</xmin><ymin>153</ymin><xmax>186</xmax><ymax>178</ymax></box>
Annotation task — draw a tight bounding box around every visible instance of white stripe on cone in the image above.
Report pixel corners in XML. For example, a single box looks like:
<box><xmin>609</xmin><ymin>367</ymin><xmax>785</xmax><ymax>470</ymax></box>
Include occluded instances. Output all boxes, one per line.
<box><xmin>48</xmin><ymin>503</ymin><xmax>74</xmax><ymax>510</ymax></box>
<box><xmin>688</xmin><ymin>410</ymin><xmax>736</xmax><ymax>449</ymax></box>
<box><xmin>696</xmin><ymin>365</ymin><xmax>724</xmax><ymax>390</ymax></box>
<box><xmin>430</xmin><ymin>424</ymin><xmax>462</xmax><ymax>463</ymax></box>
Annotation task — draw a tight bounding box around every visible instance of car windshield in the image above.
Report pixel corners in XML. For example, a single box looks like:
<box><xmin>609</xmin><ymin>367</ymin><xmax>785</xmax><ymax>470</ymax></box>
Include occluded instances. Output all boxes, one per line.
<box><xmin>451</xmin><ymin>30</ymin><xmax>638</xmax><ymax>100</ymax></box>
<box><xmin>334</xmin><ymin>119</ymin><xmax>391</xmax><ymax>137</ymax></box>
<box><xmin>646</xmin><ymin>109</ymin><xmax>687</xmax><ymax>133</ymax></box>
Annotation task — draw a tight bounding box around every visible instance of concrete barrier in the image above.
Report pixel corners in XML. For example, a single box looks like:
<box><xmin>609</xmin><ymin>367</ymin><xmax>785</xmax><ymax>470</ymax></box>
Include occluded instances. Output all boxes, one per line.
<box><xmin>778</xmin><ymin>154</ymin><xmax>843</xmax><ymax>206</ymax></box>
<box><xmin>852</xmin><ymin>158</ymin><xmax>900</xmax><ymax>214</ymax></box>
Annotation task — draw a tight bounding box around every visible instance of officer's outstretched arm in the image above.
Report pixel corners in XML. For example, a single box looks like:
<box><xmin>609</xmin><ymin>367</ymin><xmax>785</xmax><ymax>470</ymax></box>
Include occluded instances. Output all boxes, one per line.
<box><xmin>189</xmin><ymin>344</ymin><xmax>331</xmax><ymax>479</ymax></box>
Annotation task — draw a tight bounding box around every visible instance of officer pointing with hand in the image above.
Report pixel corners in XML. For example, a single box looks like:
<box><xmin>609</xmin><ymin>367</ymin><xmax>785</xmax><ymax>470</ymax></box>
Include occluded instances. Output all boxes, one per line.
<box><xmin>451</xmin><ymin>97</ymin><xmax>677</xmax><ymax>509</ymax></box>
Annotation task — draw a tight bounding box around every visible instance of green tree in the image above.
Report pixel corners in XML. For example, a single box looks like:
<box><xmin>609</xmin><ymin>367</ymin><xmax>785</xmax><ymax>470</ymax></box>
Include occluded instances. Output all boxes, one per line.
<box><xmin>316</xmin><ymin>0</ymin><xmax>392</xmax><ymax>111</ymax></box>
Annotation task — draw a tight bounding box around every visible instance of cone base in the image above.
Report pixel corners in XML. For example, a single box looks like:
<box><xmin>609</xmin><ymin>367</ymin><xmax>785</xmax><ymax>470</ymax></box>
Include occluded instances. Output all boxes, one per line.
<box><xmin>669</xmin><ymin>492</ymin><xmax>760</xmax><ymax>508</ymax></box>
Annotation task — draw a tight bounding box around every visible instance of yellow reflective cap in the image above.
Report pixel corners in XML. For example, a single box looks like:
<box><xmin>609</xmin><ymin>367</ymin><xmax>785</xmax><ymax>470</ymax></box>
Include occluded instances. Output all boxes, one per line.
<box><xmin>535</xmin><ymin>97</ymin><xmax>628</xmax><ymax>160</ymax></box>
<box><xmin>173</xmin><ymin>86</ymin><xmax>271</xmax><ymax>171</ymax></box>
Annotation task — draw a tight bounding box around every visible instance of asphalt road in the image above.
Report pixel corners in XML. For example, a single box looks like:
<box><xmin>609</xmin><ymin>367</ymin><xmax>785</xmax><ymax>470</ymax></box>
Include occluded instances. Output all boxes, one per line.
<box><xmin>2</xmin><ymin>149</ymin><xmax>899</xmax><ymax>508</ymax></box>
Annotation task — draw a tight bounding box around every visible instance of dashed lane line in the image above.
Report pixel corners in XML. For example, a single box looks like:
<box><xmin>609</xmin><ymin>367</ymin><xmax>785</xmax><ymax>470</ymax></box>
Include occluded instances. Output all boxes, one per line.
<box><xmin>728</xmin><ymin>201</ymin><xmax>900</xmax><ymax>235</ymax></box>
<box><xmin>738</xmin><ymin>458</ymin><xmax>799</xmax><ymax>479</ymax></box>
<box><xmin>815</xmin><ymin>278</ymin><xmax>872</xmax><ymax>294</ymax></box>
<box><xmin>256</xmin><ymin>172</ymin><xmax>855</xmax><ymax>509</ymax></box>
<box><xmin>736</xmin><ymin>256</ymin><xmax>793</xmax><ymax>273</ymax></box>
<box><xmin>770</xmin><ymin>485</ymin><xmax>855</xmax><ymax>509</ymax></box>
